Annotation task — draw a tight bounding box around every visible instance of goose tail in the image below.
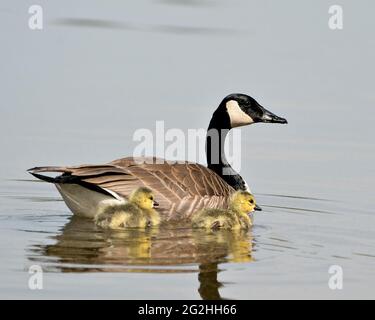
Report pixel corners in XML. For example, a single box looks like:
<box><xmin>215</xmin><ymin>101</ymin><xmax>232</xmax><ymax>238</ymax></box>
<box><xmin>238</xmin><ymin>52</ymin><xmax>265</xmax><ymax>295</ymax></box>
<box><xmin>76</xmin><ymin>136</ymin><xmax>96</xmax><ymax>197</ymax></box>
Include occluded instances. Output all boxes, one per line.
<box><xmin>27</xmin><ymin>166</ymin><xmax>69</xmax><ymax>183</ymax></box>
<box><xmin>27</xmin><ymin>165</ymin><xmax>123</xmax><ymax>218</ymax></box>
<box><xmin>29</xmin><ymin>172</ymin><xmax>56</xmax><ymax>183</ymax></box>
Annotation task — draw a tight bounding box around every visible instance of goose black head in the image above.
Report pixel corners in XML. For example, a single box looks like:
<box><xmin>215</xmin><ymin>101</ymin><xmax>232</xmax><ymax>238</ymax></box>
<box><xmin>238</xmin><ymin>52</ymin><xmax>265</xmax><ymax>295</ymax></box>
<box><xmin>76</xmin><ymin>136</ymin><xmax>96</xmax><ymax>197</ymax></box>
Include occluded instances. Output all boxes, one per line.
<box><xmin>217</xmin><ymin>93</ymin><xmax>288</xmax><ymax>128</ymax></box>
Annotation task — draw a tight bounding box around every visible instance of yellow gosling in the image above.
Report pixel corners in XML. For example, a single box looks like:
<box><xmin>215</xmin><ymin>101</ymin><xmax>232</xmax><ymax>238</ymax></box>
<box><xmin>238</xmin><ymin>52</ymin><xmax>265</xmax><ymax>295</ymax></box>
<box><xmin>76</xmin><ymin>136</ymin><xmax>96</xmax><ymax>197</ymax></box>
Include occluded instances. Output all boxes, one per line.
<box><xmin>95</xmin><ymin>187</ymin><xmax>160</xmax><ymax>229</ymax></box>
<box><xmin>191</xmin><ymin>191</ymin><xmax>256</xmax><ymax>230</ymax></box>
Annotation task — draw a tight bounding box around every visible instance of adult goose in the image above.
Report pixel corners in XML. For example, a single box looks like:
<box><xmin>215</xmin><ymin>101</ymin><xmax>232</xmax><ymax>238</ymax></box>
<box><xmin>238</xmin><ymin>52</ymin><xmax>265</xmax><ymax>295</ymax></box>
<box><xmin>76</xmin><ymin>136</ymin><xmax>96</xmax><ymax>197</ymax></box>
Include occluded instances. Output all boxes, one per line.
<box><xmin>28</xmin><ymin>93</ymin><xmax>287</xmax><ymax>221</ymax></box>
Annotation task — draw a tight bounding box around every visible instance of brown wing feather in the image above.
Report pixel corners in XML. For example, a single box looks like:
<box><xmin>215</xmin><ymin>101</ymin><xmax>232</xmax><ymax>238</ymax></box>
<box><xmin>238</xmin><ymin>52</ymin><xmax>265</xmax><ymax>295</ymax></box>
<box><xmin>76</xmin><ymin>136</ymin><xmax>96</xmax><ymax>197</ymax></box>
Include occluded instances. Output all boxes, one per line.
<box><xmin>109</xmin><ymin>157</ymin><xmax>234</xmax><ymax>219</ymax></box>
<box><xmin>110</xmin><ymin>157</ymin><xmax>233</xmax><ymax>196</ymax></box>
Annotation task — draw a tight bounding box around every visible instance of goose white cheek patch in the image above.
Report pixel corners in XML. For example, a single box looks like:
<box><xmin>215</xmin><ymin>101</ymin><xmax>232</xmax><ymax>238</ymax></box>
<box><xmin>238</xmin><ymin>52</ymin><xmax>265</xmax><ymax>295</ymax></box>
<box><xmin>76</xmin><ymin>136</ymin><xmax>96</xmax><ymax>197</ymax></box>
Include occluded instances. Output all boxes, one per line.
<box><xmin>226</xmin><ymin>100</ymin><xmax>254</xmax><ymax>127</ymax></box>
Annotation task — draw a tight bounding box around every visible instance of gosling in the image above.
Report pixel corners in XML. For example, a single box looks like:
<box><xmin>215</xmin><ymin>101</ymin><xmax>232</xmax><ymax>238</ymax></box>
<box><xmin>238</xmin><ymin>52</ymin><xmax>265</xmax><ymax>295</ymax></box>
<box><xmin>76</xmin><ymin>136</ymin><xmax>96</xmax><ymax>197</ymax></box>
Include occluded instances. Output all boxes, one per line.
<box><xmin>191</xmin><ymin>191</ymin><xmax>256</xmax><ymax>230</ymax></box>
<box><xmin>95</xmin><ymin>187</ymin><xmax>161</xmax><ymax>229</ymax></box>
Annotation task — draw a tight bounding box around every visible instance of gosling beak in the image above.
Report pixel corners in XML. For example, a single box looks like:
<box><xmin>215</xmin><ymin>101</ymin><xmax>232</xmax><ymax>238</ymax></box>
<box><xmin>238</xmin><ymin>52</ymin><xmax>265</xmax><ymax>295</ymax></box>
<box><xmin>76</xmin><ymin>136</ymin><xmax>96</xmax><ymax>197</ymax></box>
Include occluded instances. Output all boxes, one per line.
<box><xmin>261</xmin><ymin>108</ymin><xmax>288</xmax><ymax>124</ymax></box>
<box><xmin>153</xmin><ymin>200</ymin><xmax>159</xmax><ymax>208</ymax></box>
<box><xmin>254</xmin><ymin>204</ymin><xmax>262</xmax><ymax>211</ymax></box>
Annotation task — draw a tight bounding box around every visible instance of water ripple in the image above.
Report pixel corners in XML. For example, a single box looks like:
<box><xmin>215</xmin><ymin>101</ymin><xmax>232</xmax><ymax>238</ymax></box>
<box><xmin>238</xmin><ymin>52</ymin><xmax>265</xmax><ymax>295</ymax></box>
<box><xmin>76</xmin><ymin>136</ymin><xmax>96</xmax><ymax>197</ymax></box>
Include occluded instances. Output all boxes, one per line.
<box><xmin>51</xmin><ymin>18</ymin><xmax>241</xmax><ymax>36</ymax></box>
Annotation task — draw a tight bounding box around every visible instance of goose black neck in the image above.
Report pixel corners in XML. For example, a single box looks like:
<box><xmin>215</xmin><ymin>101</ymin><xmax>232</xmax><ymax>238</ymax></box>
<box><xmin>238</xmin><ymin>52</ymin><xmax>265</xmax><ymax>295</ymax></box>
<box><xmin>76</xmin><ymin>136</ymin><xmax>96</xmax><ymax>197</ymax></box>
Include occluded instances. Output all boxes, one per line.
<box><xmin>206</xmin><ymin>109</ymin><xmax>247</xmax><ymax>191</ymax></box>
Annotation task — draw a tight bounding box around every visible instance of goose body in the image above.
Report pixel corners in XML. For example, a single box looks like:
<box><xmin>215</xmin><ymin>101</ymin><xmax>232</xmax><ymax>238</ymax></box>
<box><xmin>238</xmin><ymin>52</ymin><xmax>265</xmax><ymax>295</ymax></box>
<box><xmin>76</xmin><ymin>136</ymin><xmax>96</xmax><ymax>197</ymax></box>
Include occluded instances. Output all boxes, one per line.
<box><xmin>29</xmin><ymin>94</ymin><xmax>287</xmax><ymax>221</ymax></box>
<box><xmin>30</xmin><ymin>158</ymin><xmax>234</xmax><ymax>220</ymax></box>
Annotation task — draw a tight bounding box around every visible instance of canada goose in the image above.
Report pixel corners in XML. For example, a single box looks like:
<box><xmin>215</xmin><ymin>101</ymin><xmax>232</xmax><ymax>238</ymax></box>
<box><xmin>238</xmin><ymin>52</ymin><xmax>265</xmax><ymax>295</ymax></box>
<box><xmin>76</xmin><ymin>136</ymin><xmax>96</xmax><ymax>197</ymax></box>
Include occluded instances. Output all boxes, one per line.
<box><xmin>28</xmin><ymin>93</ymin><xmax>287</xmax><ymax>220</ymax></box>
<box><xmin>95</xmin><ymin>187</ymin><xmax>160</xmax><ymax>229</ymax></box>
<box><xmin>191</xmin><ymin>191</ymin><xmax>256</xmax><ymax>230</ymax></box>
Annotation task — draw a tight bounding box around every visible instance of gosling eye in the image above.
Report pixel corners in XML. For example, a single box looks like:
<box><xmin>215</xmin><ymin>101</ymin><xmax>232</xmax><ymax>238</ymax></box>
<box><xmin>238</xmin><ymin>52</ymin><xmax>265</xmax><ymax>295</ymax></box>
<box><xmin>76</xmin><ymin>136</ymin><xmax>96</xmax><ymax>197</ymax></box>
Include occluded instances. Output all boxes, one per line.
<box><xmin>249</xmin><ymin>199</ymin><xmax>254</xmax><ymax>204</ymax></box>
<box><xmin>149</xmin><ymin>196</ymin><xmax>153</xmax><ymax>200</ymax></box>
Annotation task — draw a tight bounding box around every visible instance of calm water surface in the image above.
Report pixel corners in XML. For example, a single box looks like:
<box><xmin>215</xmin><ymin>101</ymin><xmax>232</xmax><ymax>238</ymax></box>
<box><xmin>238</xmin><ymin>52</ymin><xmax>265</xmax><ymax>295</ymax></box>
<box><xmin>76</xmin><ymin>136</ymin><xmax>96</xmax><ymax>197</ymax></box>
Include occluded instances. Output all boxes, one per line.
<box><xmin>1</xmin><ymin>0</ymin><xmax>374</xmax><ymax>299</ymax></box>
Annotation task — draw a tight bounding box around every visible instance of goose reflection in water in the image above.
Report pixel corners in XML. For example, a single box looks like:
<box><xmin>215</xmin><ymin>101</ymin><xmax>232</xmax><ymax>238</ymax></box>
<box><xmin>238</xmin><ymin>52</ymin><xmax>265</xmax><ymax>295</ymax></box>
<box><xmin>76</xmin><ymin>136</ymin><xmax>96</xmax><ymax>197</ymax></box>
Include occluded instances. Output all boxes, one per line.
<box><xmin>28</xmin><ymin>217</ymin><xmax>254</xmax><ymax>300</ymax></box>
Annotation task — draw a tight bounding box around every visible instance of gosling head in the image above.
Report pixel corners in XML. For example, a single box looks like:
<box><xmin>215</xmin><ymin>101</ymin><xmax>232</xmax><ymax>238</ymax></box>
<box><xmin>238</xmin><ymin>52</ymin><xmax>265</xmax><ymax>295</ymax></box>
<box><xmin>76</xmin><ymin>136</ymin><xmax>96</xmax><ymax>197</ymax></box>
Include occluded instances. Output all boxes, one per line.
<box><xmin>214</xmin><ymin>93</ymin><xmax>288</xmax><ymax>128</ymax></box>
<box><xmin>230</xmin><ymin>191</ymin><xmax>256</xmax><ymax>215</ymax></box>
<box><xmin>129</xmin><ymin>187</ymin><xmax>159</xmax><ymax>210</ymax></box>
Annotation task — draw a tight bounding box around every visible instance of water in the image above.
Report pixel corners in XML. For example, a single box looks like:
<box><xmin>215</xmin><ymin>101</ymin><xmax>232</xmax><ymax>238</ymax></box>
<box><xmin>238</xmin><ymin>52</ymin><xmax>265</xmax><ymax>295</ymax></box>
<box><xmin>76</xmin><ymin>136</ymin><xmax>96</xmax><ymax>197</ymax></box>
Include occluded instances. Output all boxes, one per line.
<box><xmin>1</xmin><ymin>0</ymin><xmax>375</xmax><ymax>299</ymax></box>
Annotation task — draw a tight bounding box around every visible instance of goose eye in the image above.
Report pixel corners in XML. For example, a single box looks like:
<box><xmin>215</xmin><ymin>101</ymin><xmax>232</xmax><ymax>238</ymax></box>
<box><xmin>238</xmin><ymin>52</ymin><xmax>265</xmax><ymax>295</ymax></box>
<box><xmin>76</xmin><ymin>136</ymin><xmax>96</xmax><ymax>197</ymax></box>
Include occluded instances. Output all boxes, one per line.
<box><xmin>249</xmin><ymin>199</ymin><xmax>254</xmax><ymax>204</ymax></box>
